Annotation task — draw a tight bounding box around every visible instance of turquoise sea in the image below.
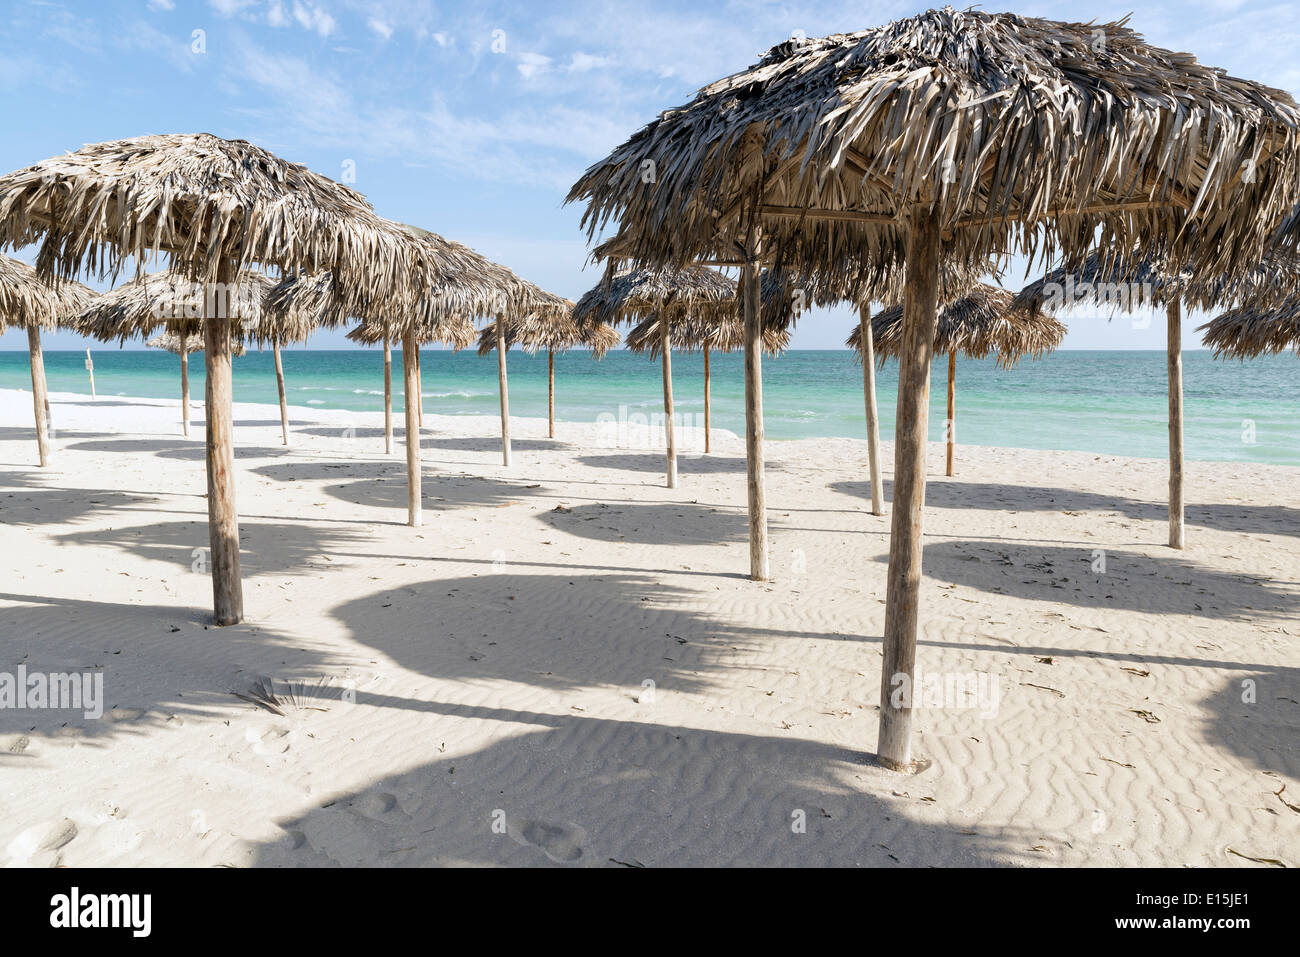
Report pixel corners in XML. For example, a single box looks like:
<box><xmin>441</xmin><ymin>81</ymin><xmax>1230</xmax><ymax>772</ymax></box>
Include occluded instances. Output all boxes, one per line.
<box><xmin>1</xmin><ymin>348</ymin><xmax>1296</xmax><ymax>466</ymax></box>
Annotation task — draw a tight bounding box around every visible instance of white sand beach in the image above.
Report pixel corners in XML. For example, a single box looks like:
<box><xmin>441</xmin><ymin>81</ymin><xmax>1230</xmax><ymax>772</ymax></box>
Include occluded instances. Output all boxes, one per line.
<box><xmin>0</xmin><ymin>385</ymin><xmax>1296</xmax><ymax>867</ymax></box>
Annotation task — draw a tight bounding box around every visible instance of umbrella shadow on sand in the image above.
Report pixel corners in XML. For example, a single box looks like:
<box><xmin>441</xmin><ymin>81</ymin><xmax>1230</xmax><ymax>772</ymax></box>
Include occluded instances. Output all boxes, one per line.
<box><xmin>418</xmin><ymin>435</ymin><xmax>572</xmax><ymax>454</ymax></box>
<box><xmin>246</xmin><ymin>707</ymin><xmax>1028</xmax><ymax>867</ymax></box>
<box><xmin>328</xmin><ymin>571</ymin><xmax>764</xmax><ymax>696</ymax></box>
<box><xmin>537</xmin><ymin>502</ymin><xmax>753</xmax><ymax>546</ymax></box>
<box><xmin>830</xmin><ymin>479</ymin><xmax>1300</xmax><ymax>539</ymax></box>
<box><xmin>1</xmin><ymin>470</ymin><xmax>161</xmax><ymax>527</ymax></box>
<box><xmin>0</xmin><ymin>592</ymin><xmax>336</xmax><ymax>751</ymax></box>
<box><xmin>891</xmin><ymin>541</ymin><xmax>1300</xmax><ymax>621</ymax></box>
<box><xmin>577</xmin><ymin>452</ymin><xmax>760</xmax><ymax>475</ymax></box>
<box><xmin>1200</xmin><ymin>667</ymin><xmax>1300</xmax><ymax>784</ymax></box>
<box><xmin>239</xmin><ymin>570</ymin><xmax>1039</xmax><ymax>866</ymax></box>
<box><xmin>65</xmin><ymin>438</ymin><xmax>291</xmax><ymax>461</ymax></box>
<box><xmin>250</xmin><ymin>462</ymin><xmax>547</xmax><ymax>514</ymax></box>
<box><xmin>54</xmin><ymin>518</ymin><xmax>375</xmax><ymax>578</ymax></box>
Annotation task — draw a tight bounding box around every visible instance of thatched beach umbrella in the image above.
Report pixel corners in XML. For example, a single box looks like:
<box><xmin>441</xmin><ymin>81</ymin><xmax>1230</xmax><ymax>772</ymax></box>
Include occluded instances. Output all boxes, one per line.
<box><xmin>145</xmin><ymin>331</ymin><xmax>247</xmax><ymax>434</ymax></box>
<box><xmin>347</xmin><ymin>312</ymin><xmax>478</xmax><ymax>453</ymax></box>
<box><xmin>574</xmin><ymin>265</ymin><xmax>744</xmax><ymax>486</ymax></box>
<box><xmin>852</xmin><ymin>283</ymin><xmax>1064</xmax><ymax>476</ymax></box>
<box><xmin>474</xmin><ymin>307</ymin><xmax>619</xmax><ymax>439</ymax></box>
<box><xmin>0</xmin><ymin>256</ymin><xmax>93</xmax><ymax>465</ymax></box>
<box><xmin>623</xmin><ymin>294</ymin><xmax>792</xmax><ymax>454</ymax></box>
<box><xmin>484</xmin><ymin>279</ymin><xmax>572</xmax><ymax>466</ymax></box>
<box><xmin>75</xmin><ymin>271</ymin><xmax>274</xmax><ymax>438</ymax></box>
<box><xmin>569</xmin><ymin>10</ymin><xmax>1300</xmax><ymax>770</ymax></box>
<box><xmin>1015</xmin><ymin>247</ymin><xmax>1230</xmax><ymax>550</ymax></box>
<box><xmin>265</xmin><ymin>226</ymin><xmax>551</xmax><ymax>527</ymax></box>
<box><xmin>1201</xmin><ymin>300</ymin><xmax>1300</xmax><ymax>358</ymax></box>
<box><xmin>0</xmin><ymin>133</ymin><xmax>416</xmax><ymax>626</ymax></box>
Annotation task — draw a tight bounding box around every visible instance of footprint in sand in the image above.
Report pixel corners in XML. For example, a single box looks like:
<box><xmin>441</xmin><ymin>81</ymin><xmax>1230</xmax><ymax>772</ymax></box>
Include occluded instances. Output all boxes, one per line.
<box><xmin>108</xmin><ymin>707</ymin><xmax>144</xmax><ymax>722</ymax></box>
<box><xmin>510</xmin><ymin>819</ymin><xmax>586</xmax><ymax>863</ymax></box>
<box><xmin>5</xmin><ymin>818</ymin><xmax>78</xmax><ymax>866</ymax></box>
<box><xmin>244</xmin><ymin>726</ymin><xmax>294</xmax><ymax>755</ymax></box>
<box><xmin>350</xmin><ymin>791</ymin><xmax>399</xmax><ymax>821</ymax></box>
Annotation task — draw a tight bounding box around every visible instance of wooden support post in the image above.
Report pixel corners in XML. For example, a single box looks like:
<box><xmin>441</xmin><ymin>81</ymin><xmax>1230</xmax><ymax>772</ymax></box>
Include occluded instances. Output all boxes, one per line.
<box><xmin>860</xmin><ymin>305</ymin><xmax>885</xmax><ymax>516</ymax></box>
<box><xmin>403</xmin><ymin>329</ymin><xmax>422</xmax><ymax>527</ymax></box>
<box><xmin>85</xmin><ymin>348</ymin><xmax>95</xmax><ymax>399</ymax></box>
<box><xmin>548</xmin><ymin>348</ymin><xmax>556</xmax><ymax>439</ymax></box>
<box><xmin>274</xmin><ymin>339</ymin><xmax>289</xmax><ymax>447</ymax></box>
<box><xmin>946</xmin><ymin>350</ymin><xmax>957</xmax><ymax>477</ymax></box>
<box><xmin>496</xmin><ymin>315</ymin><xmax>511</xmax><ymax>467</ymax></box>
<box><xmin>383</xmin><ymin>332</ymin><xmax>393</xmax><ymax>455</ymax></box>
<box><xmin>877</xmin><ymin>205</ymin><xmax>942</xmax><ymax>771</ymax></box>
<box><xmin>703</xmin><ymin>345</ymin><xmax>712</xmax><ymax>454</ymax></box>
<box><xmin>180</xmin><ymin>334</ymin><xmax>191</xmax><ymax>438</ymax></box>
<box><xmin>1167</xmin><ymin>299</ymin><xmax>1185</xmax><ymax>550</ymax></box>
<box><xmin>742</xmin><ymin>221</ymin><xmax>769</xmax><ymax>581</ymax></box>
<box><xmin>660</xmin><ymin>318</ymin><xmax>677</xmax><ymax>488</ymax></box>
<box><xmin>26</xmin><ymin>323</ymin><xmax>51</xmax><ymax>468</ymax></box>
<box><xmin>415</xmin><ymin>344</ymin><xmax>424</xmax><ymax>428</ymax></box>
<box><xmin>204</xmin><ymin>306</ymin><xmax>243</xmax><ymax>627</ymax></box>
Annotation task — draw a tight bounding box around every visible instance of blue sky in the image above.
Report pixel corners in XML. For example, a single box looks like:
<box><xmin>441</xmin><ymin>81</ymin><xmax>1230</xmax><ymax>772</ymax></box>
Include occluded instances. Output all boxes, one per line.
<box><xmin>2</xmin><ymin>0</ymin><xmax>1298</xmax><ymax>351</ymax></box>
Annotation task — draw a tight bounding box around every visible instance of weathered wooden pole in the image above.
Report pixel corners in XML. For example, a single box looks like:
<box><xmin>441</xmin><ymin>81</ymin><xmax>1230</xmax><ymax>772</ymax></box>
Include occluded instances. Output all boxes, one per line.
<box><xmin>496</xmin><ymin>315</ymin><xmax>511</xmax><ymax>467</ymax></box>
<box><xmin>26</xmin><ymin>323</ymin><xmax>51</xmax><ymax>467</ymax></box>
<box><xmin>703</xmin><ymin>344</ymin><xmax>712</xmax><ymax>454</ymax></box>
<box><xmin>180</xmin><ymin>334</ymin><xmax>191</xmax><ymax>438</ymax></box>
<box><xmin>860</xmin><ymin>304</ymin><xmax>884</xmax><ymax>516</ymax></box>
<box><xmin>203</xmin><ymin>300</ymin><xmax>243</xmax><ymax>627</ymax></box>
<box><xmin>877</xmin><ymin>206</ymin><xmax>942</xmax><ymax>771</ymax></box>
<box><xmin>547</xmin><ymin>348</ymin><xmax>556</xmax><ymax>439</ymax></box>
<box><xmin>660</xmin><ymin>318</ymin><xmax>678</xmax><ymax>488</ymax></box>
<box><xmin>1167</xmin><ymin>299</ymin><xmax>1185</xmax><ymax>550</ymax></box>
<box><xmin>403</xmin><ymin>329</ymin><xmax>422</xmax><ymax>527</ymax></box>
<box><xmin>741</xmin><ymin>219</ymin><xmax>769</xmax><ymax>581</ymax></box>
<box><xmin>85</xmin><ymin>348</ymin><xmax>96</xmax><ymax>399</ymax></box>
<box><xmin>383</xmin><ymin>332</ymin><xmax>393</xmax><ymax>455</ymax></box>
<box><xmin>945</xmin><ymin>350</ymin><xmax>957</xmax><ymax>477</ymax></box>
<box><xmin>415</xmin><ymin>343</ymin><xmax>424</xmax><ymax>428</ymax></box>
<box><xmin>273</xmin><ymin>338</ymin><xmax>289</xmax><ymax>446</ymax></box>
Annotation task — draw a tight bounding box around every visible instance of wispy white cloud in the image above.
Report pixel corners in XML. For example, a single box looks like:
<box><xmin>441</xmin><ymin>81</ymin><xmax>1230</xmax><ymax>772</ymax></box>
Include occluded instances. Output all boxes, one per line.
<box><xmin>516</xmin><ymin>51</ymin><xmax>551</xmax><ymax>79</ymax></box>
<box><xmin>292</xmin><ymin>1</ymin><xmax>336</xmax><ymax>37</ymax></box>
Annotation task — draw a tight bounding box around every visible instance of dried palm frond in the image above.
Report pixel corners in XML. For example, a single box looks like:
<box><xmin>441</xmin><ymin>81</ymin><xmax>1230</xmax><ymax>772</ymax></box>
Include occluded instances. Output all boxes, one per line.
<box><xmin>854</xmin><ymin>283</ymin><xmax>1065</xmax><ymax>369</ymax></box>
<box><xmin>347</xmin><ymin>312</ymin><xmax>477</xmax><ymax>350</ymax></box>
<box><xmin>146</xmin><ymin>331</ymin><xmax>247</xmax><ymax>357</ymax></box>
<box><xmin>0</xmin><ymin>134</ymin><xmax>417</xmax><ymax>300</ymax></box>
<box><xmin>0</xmin><ymin>255</ymin><xmax>94</xmax><ymax>332</ymax></box>
<box><xmin>475</xmin><ymin>306</ymin><xmax>620</xmax><ymax>358</ymax></box>
<box><xmin>266</xmin><ymin>226</ymin><xmax>569</xmax><ymax>337</ymax></box>
<box><xmin>1200</xmin><ymin>301</ymin><xmax>1300</xmax><ymax>358</ymax></box>
<box><xmin>68</xmin><ymin>271</ymin><xmax>280</xmax><ymax>344</ymax></box>
<box><xmin>568</xmin><ymin>10</ymin><xmax>1300</xmax><ymax>292</ymax></box>
<box><xmin>573</xmin><ymin>265</ymin><xmax>738</xmax><ymax>328</ymax></box>
<box><xmin>624</xmin><ymin>313</ymin><xmax>790</xmax><ymax>357</ymax></box>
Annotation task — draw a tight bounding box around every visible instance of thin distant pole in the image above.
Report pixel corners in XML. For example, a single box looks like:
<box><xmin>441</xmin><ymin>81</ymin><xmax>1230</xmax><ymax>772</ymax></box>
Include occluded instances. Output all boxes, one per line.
<box><xmin>496</xmin><ymin>315</ymin><xmax>511</xmax><ymax>467</ymax></box>
<box><xmin>273</xmin><ymin>338</ymin><xmax>289</xmax><ymax>446</ymax></box>
<box><xmin>945</xmin><ymin>350</ymin><xmax>956</xmax><ymax>477</ymax></box>
<box><xmin>703</xmin><ymin>345</ymin><xmax>711</xmax><ymax>454</ymax></box>
<box><xmin>860</xmin><ymin>304</ymin><xmax>884</xmax><ymax>515</ymax></box>
<box><xmin>547</xmin><ymin>348</ymin><xmax>556</xmax><ymax>439</ymax></box>
<box><xmin>180</xmin><ymin>334</ymin><xmax>191</xmax><ymax>437</ymax></box>
<box><xmin>1167</xmin><ymin>300</ymin><xmax>1185</xmax><ymax>549</ymax></box>
<box><xmin>660</xmin><ymin>318</ymin><xmax>677</xmax><ymax>488</ymax></box>
<box><xmin>383</xmin><ymin>332</ymin><xmax>393</xmax><ymax>455</ymax></box>
<box><xmin>26</xmin><ymin>323</ymin><xmax>51</xmax><ymax>467</ymax></box>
